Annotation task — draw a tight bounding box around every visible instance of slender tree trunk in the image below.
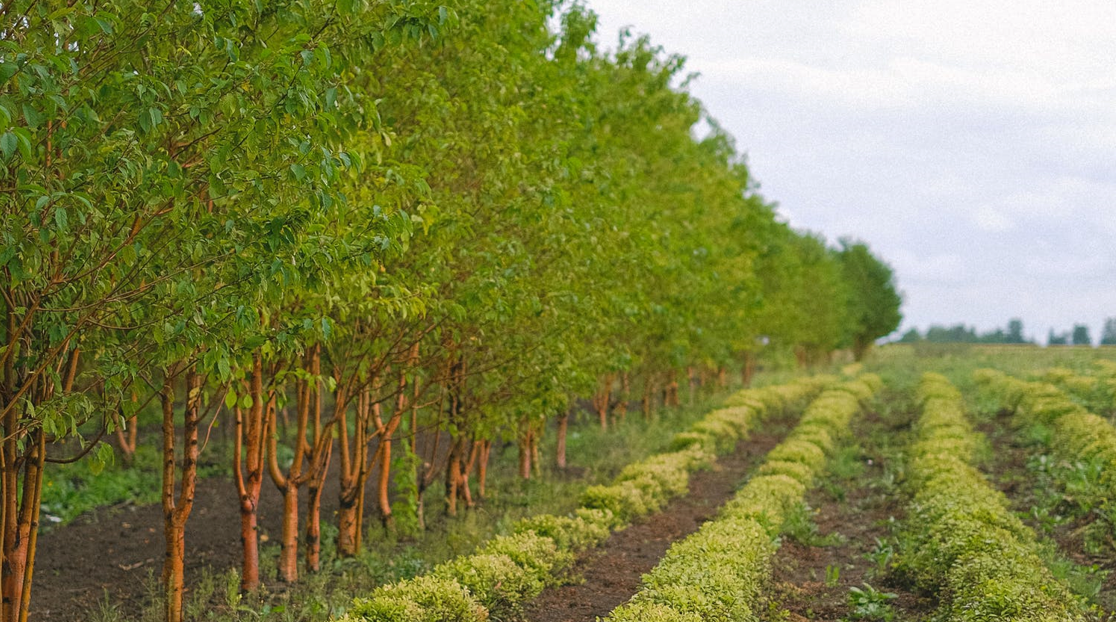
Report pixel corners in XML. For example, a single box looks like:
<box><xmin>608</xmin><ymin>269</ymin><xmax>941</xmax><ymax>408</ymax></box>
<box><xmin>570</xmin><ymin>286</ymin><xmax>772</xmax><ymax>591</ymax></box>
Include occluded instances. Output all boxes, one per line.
<box><xmin>476</xmin><ymin>440</ymin><xmax>491</xmax><ymax>499</ymax></box>
<box><xmin>616</xmin><ymin>373</ymin><xmax>630</xmax><ymax>422</ymax></box>
<box><xmin>162</xmin><ymin>368</ymin><xmax>201</xmax><ymax>622</ymax></box>
<box><xmin>555</xmin><ymin>411</ymin><xmax>569</xmax><ymax>469</ymax></box>
<box><xmin>517</xmin><ymin>424</ymin><xmax>532</xmax><ymax>480</ymax></box>
<box><xmin>444</xmin><ymin>436</ymin><xmax>462</xmax><ymax>517</ymax></box>
<box><xmin>642</xmin><ymin>375</ymin><xmax>654</xmax><ymax>419</ymax></box>
<box><xmin>115</xmin><ymin>398</ymin><xmax>139</xmax><ymax>467</ymax></box>
<box><xmin>234</xmin><ymin>353</ymin><xmax>268</xmax><ymax>592</ymax></box>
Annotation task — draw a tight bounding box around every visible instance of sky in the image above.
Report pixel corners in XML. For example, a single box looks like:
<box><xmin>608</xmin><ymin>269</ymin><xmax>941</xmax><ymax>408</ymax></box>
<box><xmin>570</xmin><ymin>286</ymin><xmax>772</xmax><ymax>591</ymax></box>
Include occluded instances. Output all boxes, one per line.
<box><xmin>584</xmin><ymin>0</ymin><xmax>1116</xmax><ymax>343</ymax></box>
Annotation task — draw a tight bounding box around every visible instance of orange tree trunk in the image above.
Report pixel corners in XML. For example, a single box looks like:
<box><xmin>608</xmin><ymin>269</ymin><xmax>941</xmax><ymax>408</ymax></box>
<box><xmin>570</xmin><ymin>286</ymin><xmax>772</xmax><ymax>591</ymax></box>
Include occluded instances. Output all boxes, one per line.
<box><xmin>233</xmin><ymin>353</ymin><xmax>268</xmax><ymax>592</ymax></box>
<box><xmin>2</xmin><ymin>346</ymin><xmax>76</xmax><ymax>622</ymax></box>
<box><xmin>161</xmin><ymin>368</ymin><xmax>203</xmax><ymax>622</ymax></box>
<box><xmin>555</xmin><ymin>411</ymin><xmax>568</xmax><ymax>469</ymax></box>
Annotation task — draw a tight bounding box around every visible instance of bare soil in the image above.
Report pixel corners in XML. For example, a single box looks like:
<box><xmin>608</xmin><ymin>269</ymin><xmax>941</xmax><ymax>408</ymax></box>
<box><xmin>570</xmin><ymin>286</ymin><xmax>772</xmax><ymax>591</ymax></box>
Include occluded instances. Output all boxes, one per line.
<box><xmin>522</xmin><ymin>420</ymin><xmax>791</xmax><ymax>622</ymax></box>
<box><xmin>765</xmin><ymin>405</ymin><xmax>935</xmax><ymax>621</ymax></box>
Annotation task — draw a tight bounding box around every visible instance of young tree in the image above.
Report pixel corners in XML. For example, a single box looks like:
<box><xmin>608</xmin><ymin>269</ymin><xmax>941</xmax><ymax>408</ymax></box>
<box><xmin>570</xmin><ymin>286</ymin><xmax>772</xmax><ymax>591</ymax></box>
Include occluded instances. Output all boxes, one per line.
<box><xmin>836</xmin><ymin>239</ymin><xmax>903</xmax><ymax>360</ymax></box>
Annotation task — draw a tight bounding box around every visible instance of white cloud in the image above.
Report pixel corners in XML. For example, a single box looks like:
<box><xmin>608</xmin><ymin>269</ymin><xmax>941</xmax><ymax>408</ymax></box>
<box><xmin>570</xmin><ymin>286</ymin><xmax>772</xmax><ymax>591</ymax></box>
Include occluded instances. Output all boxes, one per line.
<box><xmin>585</xmin><ymin>0</ymin><xmax>1116</xmax><ymax>332</ymax></box>
<box><xmin>971</xmin><ymin>207</ymin><xmax>1012</xmax><ymax>232</ymax></box>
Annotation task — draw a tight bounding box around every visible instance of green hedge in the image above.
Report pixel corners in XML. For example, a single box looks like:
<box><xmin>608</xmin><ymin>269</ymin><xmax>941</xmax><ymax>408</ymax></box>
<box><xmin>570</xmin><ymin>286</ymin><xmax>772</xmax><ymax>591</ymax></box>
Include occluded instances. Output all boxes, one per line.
<box><xmin>898</xmin><ymin>372</ymin><xmax>1083</xmax><ymax>622</ymax></box>
<box><xmin>603</xmin><ymin>375</ymin><xmax>880</xmax><ymax>622</ymax></box>
<box><xmin>340</xmin><ymin>375</ymin><xmax>834</xmax><ymax>621</ymax></box>
<box><xmin>976</xmin><ymin>368</ymin><xmax>1116</xmax><ymax>510</ymax></box>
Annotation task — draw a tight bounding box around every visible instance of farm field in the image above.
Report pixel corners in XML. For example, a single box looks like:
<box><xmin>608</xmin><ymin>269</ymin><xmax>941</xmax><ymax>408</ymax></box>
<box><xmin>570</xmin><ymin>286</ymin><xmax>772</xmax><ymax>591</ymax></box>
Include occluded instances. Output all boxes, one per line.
<box><xmin>4</xmin><ymin>2</ymin><xmax>1115</xmax><ymax>622</ymax></box>
<box><xmin>22</xmin><ymin>344</ymin><xmax>1116</xmax><ymax>622</ymax></box>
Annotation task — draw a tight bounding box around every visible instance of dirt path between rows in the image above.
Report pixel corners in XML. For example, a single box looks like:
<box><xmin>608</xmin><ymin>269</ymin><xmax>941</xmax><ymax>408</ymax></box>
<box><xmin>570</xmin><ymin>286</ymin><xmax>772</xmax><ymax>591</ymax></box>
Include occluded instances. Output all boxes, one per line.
<box><xmin>766</xmin><ymin>399</ymin><xmax>935</xmax><ymax>621</ymax></box>
<box><xmin>522</xmin><ymin>419</ymin><xmax>791</xmax><ymax>622</ymax></box>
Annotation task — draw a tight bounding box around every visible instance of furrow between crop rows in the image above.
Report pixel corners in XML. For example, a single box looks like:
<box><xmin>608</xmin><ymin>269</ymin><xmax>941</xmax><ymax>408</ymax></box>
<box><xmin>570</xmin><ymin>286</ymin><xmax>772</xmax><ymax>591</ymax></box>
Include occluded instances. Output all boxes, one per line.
<box><xmin>588</xmin><ymin>375</ymin><xmax>882</xmax><ymax>622</ymax></box>
<box><xmin>336</xmin><ymin>376</ymin><xmax>834</xmax><ymax>621</ymax></box>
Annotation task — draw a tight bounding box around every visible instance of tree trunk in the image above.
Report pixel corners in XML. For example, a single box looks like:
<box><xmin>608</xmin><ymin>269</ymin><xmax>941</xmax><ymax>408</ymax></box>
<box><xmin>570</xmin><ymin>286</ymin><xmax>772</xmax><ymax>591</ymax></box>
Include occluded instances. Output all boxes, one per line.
<box><xmin>642</xmin><ymin>376</ymin><xmax>654</xmax><ymax>419</ymax></box>
<box><xmin>234</xmin><ymin>353</ymin><xmax>268</xmax><ymax>592</ymax></box>
<box><xmin>555</xmin><ymin>411</ymin><xmax>569</xmax><ymax>469</ymax></box>
<box><xmin>616</xmin><ymin>373</ymin><xmax>630</xmax><ymax>422</ymax></box>
<box><xmin>476</xmin><ymin>440</ymin><xmax>491</xmax><ymax>499</ymax></box>
<box><xmin>444</xmin><ymin>436</ymin><xmax>463</xmax><ymax>516</ymax></box>
<box><xmin>517</xmin><ymin>425</ymin><xmax>532</xmax><ymax>480</ymax></box>
<box><xmin>115</xmin><ymin>401</ymin><xmax>139</xmax><ymax>467</ymax></box>
<box><xmin>162</xmin><ymin>368</ymin><xmax>201</xmax><ymax>622</ymax></box>
<box><xmin>741</xmin><ymin>352</ymin><xmax>756</xmax><ymax>386</ymax></box>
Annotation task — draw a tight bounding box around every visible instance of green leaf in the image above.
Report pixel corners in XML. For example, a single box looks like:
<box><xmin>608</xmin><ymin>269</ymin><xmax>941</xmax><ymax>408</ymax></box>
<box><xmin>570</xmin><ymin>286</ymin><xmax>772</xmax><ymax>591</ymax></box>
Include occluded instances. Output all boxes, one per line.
<box><xmin>0</xmin><ymin>132</ymin><xmax>15</xmax><ymax>160</ymax></box>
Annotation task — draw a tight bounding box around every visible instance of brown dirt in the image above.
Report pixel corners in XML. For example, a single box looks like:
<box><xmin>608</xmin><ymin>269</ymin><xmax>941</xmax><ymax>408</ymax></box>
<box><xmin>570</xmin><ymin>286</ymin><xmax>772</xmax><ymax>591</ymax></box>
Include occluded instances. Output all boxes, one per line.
<box><xmin>522</xmin><ymin>420</ymin><xmax>791</xmax><ymax>622</ymax></box>
<box><xmin>766</xmin><ymin>407</ymin><xmax>935</xmax><ymax>622</ymax></box>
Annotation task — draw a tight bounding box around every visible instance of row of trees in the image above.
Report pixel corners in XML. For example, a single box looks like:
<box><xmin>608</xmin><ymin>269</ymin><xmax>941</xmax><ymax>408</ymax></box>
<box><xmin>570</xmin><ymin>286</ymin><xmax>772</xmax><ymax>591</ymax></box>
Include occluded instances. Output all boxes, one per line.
<box><xmin>896</xmin><ymin>318</ymin><xmax>1030</xmax><ymax>344</ymax></box>
<box><xmin>898</xmin><ymin>319</ymin><xmax>1116</xmax><ymax>346</ymax></box>
<box><xmin>1047</xmin><ymin>320</ymin><xmax>1116</xmax><ymax>346</ymax></box>
<box><xmin>0</xmin><ymin>1</ymin><xmax>902</xmax><ymax>621</ymax></box>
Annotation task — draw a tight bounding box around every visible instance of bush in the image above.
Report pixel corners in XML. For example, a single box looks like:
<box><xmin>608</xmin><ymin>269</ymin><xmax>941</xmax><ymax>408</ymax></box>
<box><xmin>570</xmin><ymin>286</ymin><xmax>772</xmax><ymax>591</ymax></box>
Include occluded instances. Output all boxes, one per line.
<box><xmin>897</xmin><ymin>372</ymin><xmax>1082</xmax><ymax>621</ymax></box>
<box><xmin>348</xmin><ymin>576</ymin><xmax>487</xmax><ymax>622</ymax></box>
<box><xmin>511</xmin><ymin>512</ymin><xmax>610</xmax><ymax>553</ymax></box>
<box><xmin>433</xmin><ymin>553</ymin><xmax>544</xmax><ymax>611</ymax></box>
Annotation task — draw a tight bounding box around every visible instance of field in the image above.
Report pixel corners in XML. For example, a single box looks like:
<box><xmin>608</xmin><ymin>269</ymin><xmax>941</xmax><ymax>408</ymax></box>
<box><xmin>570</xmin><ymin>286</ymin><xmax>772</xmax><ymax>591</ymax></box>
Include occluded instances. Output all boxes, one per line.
<box><xmin>3</xmin><ymin>3</ymin><xmax>1111</xmax><ymax>622</ymax></box>
<box><xmin>20</xmin><ymin>343</ymin><xmax>1116</xmax><ymax>622</ymax></box>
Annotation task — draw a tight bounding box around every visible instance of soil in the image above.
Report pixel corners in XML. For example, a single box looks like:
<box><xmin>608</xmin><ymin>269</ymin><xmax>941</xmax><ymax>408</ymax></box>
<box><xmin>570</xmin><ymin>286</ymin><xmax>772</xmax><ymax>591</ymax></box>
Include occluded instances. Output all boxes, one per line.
<box><xmin>765</xmin><ymin>405</ymin><xmax>936</xmax><ymax>622</ymax></box>
<box><xmin>32</xmin><ymin>428</ymin><xmax>462</xmax><ymax>621</ymax></box>
<box><xmin>522</xmin><ymin>420</ymin><xmax>791</xmax><ymax>622</ymax></box>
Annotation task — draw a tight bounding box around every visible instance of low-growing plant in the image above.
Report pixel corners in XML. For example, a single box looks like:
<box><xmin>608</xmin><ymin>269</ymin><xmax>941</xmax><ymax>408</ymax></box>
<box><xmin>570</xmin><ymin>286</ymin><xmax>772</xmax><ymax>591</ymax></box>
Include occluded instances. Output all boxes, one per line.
<box><xmin>846</xmin><ymin>583</ymin><xmax>896</xmax><ymax>621</ymax></box>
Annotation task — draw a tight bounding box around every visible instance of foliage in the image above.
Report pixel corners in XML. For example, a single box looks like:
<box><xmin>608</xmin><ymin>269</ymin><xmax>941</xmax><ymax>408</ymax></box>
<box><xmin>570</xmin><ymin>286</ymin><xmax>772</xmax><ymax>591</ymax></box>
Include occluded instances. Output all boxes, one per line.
<box><xmin>897</xmin><ymin>373</ymin><xmax>1084</xmax><ymax>621</ymax></box>
<box><xmin>603</xmin><ymin>377</ymin><xmax>879</xmax><ymax>622</ymax></box>
<box><xmin>836</xmin><ymin>239</ymin><xmax>903</xmax><ymax>360</ymax></box>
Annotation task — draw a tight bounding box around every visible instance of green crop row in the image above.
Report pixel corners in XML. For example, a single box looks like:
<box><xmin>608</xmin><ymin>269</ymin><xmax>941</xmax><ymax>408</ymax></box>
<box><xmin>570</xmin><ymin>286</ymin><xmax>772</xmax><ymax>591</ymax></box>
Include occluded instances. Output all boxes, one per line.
<box><xmin>337</xmin><ymin>375</ymin><xmax>834</xmax><ymax>621</ymax></box>
<box><xmin>897</xmin><ymin>372</ymin><xmax>1082</xmax><ymax>622</ymax></box>
<box><xmin>976</xmin><ymin>368</ymin><xmax>1116</xmax><ymax>508</ymax></box>
<box><xmin>599</xmin><ymin>374</ymin><xmax>882</xmax><ymax>622</ymax></box>
<box><xmin>1041</xmin><ymin>363</ymin><xmax>1116</xmax><ymax>418</ymax></box>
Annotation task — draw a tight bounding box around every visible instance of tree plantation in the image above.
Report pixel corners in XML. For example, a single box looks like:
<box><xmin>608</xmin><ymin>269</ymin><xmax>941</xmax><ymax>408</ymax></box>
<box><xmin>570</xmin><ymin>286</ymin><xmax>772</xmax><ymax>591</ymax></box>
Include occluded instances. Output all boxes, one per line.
<box><xmin>1</xmin><ymin>1</ymin><xmax>923</xmax><ymax>621</ymax></box>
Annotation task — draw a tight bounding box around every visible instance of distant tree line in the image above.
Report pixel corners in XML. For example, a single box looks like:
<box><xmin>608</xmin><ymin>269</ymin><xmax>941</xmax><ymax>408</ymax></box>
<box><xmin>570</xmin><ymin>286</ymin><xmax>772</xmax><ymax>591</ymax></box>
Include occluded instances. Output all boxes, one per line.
<box><xmin>896</xmin><ymin>319</ymin><xmax>1030</xmax><ymax>345</ymax></box>
<box><xmin>898</xmin><ymin>318</ymin><xmax>1116</xmax><ymax>347</ymax></box>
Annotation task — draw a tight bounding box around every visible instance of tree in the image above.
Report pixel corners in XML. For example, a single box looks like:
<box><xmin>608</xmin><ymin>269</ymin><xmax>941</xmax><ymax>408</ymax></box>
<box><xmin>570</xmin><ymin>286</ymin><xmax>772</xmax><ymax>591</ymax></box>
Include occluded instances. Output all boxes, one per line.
<box><xmin>836</xmin><ymin>240</ymin><xmax>903</xmax><ymax>360</ymax></box>
<box><xmin>1100</xmin><ymin>318</ymin><xmax>1116</xmax><ymax>345</ymax></box>
<box><xmin>1007</xmin><ymin>318</ymin><xmax>1025</xmax><ymax>344</ymax></box>
<box><xmin>897</xmin><ymin>328</ymin><xmax>922</xmax><ymax>343</ymax></box>
<box><xmin>1072</xmin><ymin>324</ymin><xmax>1093</xmax><ymax>347</ymax></box>
<box><xmin>1048</xmin><ymin>330</ymin><xmax>1070</xmax><ymax>346</ymax></box>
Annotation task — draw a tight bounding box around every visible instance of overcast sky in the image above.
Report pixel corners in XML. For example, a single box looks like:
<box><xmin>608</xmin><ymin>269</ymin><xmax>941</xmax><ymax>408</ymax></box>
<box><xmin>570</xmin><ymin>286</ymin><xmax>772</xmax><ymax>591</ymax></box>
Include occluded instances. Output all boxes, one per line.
<box><xmin>585</xmin><ymin>0</ymin><xmax>1116</xmax><ymax>343</ymax></box>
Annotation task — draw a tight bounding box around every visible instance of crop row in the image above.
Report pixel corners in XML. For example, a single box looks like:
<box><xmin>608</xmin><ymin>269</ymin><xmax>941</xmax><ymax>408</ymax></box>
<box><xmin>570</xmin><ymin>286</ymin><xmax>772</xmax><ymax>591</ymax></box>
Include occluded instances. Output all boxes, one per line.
<box><xmin>1041</xmin><ymin>363</ymin><xmax>1116</xmax><ymax>418</ymax></box>
<box><xmin>976</xmin><ymin>368</ymin><xmax>1116</xmax><ymax>512</ymax></box>
<box><xmin>897</xmin><ymin>373</ymin><xmax>1082</xmax><ymax>621</ymax></box>
<box><xmin>596</xmin><ymin>374</ymin><xmax>882</xmax><ymax>622</ymax></box>
<box><xmin>338</xmin><ymin>375</ymin><xmax>834</xmax><ymax>621</ymax></box>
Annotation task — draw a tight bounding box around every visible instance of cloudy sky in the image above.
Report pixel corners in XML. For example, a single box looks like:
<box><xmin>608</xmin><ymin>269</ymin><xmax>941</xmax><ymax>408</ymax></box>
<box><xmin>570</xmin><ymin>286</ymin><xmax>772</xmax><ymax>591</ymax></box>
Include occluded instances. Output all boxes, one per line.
<box><xmin>585</xmin><ymin>0</ymin><xmax>1116</xmax><ymax>343</ymax></box>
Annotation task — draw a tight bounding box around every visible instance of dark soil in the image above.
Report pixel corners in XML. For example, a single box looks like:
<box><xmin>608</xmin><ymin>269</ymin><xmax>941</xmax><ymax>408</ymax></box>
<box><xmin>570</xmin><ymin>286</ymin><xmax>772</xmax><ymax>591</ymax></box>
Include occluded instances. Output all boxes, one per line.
<box><xmin>766</xmin><ymin>406</ymin><xmax>935</xmax><ymax>622</ymax></box>
<box><xmin>34</xmin><ymin>429</ymin><xmax>460</xmax><ymax>621</ymax></box>
<box><xmin>522</xmin><ymin>421</ymin><xmax>791</xmax><ymax>622</ymax></box>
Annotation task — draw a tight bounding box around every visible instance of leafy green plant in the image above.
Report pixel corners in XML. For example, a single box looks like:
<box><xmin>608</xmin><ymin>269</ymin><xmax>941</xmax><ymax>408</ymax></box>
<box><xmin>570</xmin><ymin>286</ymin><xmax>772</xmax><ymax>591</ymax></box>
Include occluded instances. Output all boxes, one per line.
<box><xmin>846</xmin><ymin>583</ymin><xmax>897</xmax><ymax>621</ymax></box>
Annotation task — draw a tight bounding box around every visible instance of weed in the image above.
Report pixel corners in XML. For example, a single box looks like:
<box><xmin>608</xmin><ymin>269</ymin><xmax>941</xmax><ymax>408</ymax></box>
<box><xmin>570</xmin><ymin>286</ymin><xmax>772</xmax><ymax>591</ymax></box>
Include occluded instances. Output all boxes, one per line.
<box><xmin>846</xmin><ymin>583</ymin><xmax>897</xmax><ymax>621</ymax></box>
<box><xmin>863</xmin><ymin>537</ymin><xmax>894</xmax><ymax>578</ymax></box>
<box><xmin>825</xmin><ymin>564</ymin><xmax>841</xmax><ymax>587</ymax></box>
<box><xmin>782</xmin><ymin>503</ymin><xmax>845</xmax><ymax>548</ymax></box>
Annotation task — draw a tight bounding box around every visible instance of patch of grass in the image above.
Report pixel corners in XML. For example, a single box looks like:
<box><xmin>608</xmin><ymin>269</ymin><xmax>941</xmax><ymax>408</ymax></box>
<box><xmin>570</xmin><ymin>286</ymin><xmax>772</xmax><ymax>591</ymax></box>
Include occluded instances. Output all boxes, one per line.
<box><xmin>782</xmin><ymin>502</ymin><xmax>846</xmax><ymax>548</ymax></box>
